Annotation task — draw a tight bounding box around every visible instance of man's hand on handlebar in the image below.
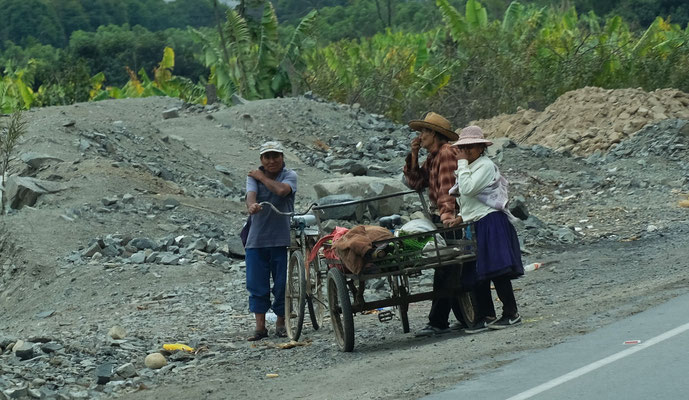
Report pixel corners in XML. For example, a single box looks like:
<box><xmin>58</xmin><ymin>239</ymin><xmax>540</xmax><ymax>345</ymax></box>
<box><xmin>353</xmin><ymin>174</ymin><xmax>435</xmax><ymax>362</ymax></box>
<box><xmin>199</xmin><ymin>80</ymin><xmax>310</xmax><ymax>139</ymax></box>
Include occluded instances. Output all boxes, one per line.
<box><xmin>247</xmin><ymin>202</ymin><xmax>262</xmax><ymax>214</ymax></box>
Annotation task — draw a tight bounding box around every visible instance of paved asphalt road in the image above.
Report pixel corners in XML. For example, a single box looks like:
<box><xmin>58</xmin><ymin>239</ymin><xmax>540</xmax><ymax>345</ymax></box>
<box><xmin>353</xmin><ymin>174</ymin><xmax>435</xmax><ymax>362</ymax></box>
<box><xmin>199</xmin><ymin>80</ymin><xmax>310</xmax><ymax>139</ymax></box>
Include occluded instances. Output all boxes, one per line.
<box><xmin>425</xmin><ymin>292</ymin><xmax>689</xmax><ymax>400</ymax></box>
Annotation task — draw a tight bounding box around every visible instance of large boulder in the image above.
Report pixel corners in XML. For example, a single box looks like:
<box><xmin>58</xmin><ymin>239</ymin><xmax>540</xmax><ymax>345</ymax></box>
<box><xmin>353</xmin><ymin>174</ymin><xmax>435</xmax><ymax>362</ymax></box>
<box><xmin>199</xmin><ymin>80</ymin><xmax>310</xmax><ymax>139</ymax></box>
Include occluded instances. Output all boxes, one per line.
<box><xmin>328</xmin><ymin>159</ymin><xmax>367</xmax><ymax>176</ymax></box>
<box><xmin>4</xmin><ymin>176</ymin><xmax>68</xmax><ymax>210</ymax></box>
<box><xmin>313</xmin><ymin>176</ymin><xmax>414</xmax><ymax>219</ymax></box>
<box><xmin>19</xmin><ymin>152</ymin><xmax>64</xmax><ymax>169</ymax></box>
<box><xmin>316</xmin><ymin>194</ymin><xmax>364</xmax><ymax>220</ymax></box>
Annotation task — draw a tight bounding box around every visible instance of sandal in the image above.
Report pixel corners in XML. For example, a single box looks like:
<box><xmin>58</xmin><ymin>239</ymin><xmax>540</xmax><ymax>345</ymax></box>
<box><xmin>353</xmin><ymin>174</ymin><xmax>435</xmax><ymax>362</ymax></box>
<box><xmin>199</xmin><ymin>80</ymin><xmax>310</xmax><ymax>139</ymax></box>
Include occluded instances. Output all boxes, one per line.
<box><xmin>247</xmin><ymin>329</ymin><xmax>269</xmax><ymax>342</ymax></box>
<box><xmin>275</xmin><ymin>325</ymin><xmax>287</xmax><ymax>338</ymax></box>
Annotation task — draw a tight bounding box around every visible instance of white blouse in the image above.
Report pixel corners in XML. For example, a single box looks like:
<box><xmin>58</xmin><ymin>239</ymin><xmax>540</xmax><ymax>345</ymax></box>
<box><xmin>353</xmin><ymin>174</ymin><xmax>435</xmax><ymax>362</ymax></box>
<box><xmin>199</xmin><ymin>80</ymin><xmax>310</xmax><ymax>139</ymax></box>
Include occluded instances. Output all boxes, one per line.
<box><xmin>453</xmin><ymin>155</ymin><xmax>498</xmax><ymax>222</ymax></box>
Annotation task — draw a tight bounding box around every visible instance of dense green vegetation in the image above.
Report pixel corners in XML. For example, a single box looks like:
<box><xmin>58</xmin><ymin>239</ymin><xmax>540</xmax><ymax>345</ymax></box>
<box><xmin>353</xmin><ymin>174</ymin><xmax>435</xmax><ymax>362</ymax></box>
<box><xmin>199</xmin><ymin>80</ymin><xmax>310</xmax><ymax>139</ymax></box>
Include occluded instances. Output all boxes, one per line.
<box><xmin>304</xmin><ymin>0</ymin><xmax>689</xmax><ymax>123</ymax></box>
<box><xmin>277</xmin><ymin>0</ymin><xmax>689</xmax><ymax>42</ymax></box>
<box><xmin>1</xmin><ymin>0</ymin><xmax>689</xmax><ymax>128</ymax></box>
<box><xmin>0</xmin><ymin>0</ymin><xmax>222</xmax><ymax>97</ymax></box>
<box><xmin>0</xmin><ymin>0</ymin><xmax>219</xmax><ymax>49</ymax></box>
<box><xmin>0</xmin><ymin>25</ymin><xmax>208</xmax><ymax>108</ymax></box>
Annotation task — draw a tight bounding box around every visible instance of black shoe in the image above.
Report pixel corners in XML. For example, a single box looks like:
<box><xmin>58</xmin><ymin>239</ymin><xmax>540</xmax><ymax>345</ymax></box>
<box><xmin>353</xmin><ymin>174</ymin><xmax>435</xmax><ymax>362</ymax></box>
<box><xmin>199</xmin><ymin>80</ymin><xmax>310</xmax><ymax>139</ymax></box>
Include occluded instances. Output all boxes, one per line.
<box><xmin>415</xmin><ymin>324</ymin><xmax>451</xmax><ymax>337</ymax></box>
<box><xmin>489</xmin><ymin>314</ymin><xmax>522</xmax><ymax>329</ymax></box>
<box><xmin>464</xmin><ymin>317</ymin><xmax>496</xmax><ymax>334</ymax></box>
<box><xmin>450</xmin><ymin>321</ymin><xmax>468</xmax><ymax>331</ymax></box>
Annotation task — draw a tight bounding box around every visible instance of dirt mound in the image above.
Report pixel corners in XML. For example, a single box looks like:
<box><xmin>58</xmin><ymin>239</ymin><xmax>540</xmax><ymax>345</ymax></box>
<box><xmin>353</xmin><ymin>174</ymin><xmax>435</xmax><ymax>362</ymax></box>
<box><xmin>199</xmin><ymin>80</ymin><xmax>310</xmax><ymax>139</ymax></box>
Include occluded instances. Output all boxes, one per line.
<box><xmin>474</xmin><ymin>86</ymin><xmax>689</xmax><ymax>155</ymax></box>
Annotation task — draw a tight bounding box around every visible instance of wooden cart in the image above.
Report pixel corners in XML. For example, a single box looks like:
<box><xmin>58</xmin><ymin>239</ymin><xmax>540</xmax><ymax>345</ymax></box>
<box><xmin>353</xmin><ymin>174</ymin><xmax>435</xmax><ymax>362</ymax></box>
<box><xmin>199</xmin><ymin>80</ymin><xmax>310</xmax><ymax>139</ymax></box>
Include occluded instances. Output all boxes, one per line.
<box><xmin>286</xmin><ymin>190</ymin><xmax>479</xmax><ymax>352</ymax></box>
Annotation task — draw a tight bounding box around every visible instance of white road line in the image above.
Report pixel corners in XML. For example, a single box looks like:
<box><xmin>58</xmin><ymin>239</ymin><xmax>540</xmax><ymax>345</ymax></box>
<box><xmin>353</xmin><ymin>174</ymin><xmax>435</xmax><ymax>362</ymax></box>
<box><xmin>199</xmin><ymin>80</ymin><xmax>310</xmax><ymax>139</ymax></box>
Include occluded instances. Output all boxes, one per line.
<box><xmin>506</xmin><ymin>321</ymin><xmax>689</xmax><ymax>400</ymax></box>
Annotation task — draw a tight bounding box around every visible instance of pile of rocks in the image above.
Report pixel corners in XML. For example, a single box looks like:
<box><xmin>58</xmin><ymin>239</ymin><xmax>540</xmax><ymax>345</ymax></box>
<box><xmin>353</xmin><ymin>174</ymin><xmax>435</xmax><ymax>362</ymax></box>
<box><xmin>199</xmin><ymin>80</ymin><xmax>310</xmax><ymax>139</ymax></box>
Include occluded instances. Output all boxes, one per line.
<box><xmin>475</xmin><ymin>87</ymin><xmax>689</xmax><ymax>155</ymax></box>
<box><xmin>67</xmin><ymin>228</ymin><xmax>244</xmax><ymax>268</ymax></box>
<box><xmin>605</xmin><ymin>118</ymin><xmax>689</xmax><ymax>162</ymax></box>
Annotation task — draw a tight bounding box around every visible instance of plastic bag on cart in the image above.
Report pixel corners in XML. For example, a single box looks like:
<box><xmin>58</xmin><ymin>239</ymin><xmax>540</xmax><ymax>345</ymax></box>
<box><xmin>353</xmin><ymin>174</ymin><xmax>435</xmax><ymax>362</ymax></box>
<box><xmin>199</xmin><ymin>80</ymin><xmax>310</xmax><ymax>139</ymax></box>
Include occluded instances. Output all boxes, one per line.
<box><xmin>395</xmin><ymin>218</ymin><xmax>436</xmax><ymax>235</ymax></box>
<box><xmin>421</xmin><ymin>240</ymin><xmax>456</xmax><ymax>258</ymax></box>
<box><xmin>395</xmin><ymin>218</ymin><xmax>446</xmax><ymax>248</ymax></box>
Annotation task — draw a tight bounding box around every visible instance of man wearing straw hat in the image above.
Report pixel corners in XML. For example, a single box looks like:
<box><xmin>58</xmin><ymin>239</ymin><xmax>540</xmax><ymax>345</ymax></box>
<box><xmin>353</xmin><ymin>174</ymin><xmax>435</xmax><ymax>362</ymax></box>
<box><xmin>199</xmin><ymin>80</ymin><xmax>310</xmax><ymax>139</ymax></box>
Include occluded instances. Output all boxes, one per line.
<box><xmin>403</xmin><ymin>112</ymin><xmax>468</xmax><ymax>336</ymax></box>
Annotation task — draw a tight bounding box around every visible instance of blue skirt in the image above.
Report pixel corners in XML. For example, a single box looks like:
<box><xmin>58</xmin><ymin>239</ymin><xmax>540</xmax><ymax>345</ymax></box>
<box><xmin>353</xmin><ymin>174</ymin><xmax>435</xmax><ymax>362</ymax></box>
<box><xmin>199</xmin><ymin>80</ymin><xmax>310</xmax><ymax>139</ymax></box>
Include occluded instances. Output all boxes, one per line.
<box><xmin>462</xmin><ymin>211</ymin><xmax>524</xmax><ymax>287</ymax></box>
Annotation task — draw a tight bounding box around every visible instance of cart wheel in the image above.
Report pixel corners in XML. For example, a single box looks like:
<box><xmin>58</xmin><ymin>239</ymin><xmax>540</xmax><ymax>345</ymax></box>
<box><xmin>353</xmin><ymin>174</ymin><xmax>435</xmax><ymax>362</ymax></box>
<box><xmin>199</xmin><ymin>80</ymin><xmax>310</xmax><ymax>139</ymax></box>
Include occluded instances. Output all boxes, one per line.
<box><xmin>307</xmin><ymin>257</ymin><xmax>324</xmax><ymax>330</ymax></box>
<box><xmin>285</xmin><ymin>250</ymin><xmax>306</xmax><ymax>341</ymax></box>
<box><xmin>327</xmin><ymin>268</ymin><xmax>354</xmax><ymax>352</ymax></box>
<box><xmin>457</xmin><ymin>290</ymin><xmax>478</xmax><ymax>327</ymax></box>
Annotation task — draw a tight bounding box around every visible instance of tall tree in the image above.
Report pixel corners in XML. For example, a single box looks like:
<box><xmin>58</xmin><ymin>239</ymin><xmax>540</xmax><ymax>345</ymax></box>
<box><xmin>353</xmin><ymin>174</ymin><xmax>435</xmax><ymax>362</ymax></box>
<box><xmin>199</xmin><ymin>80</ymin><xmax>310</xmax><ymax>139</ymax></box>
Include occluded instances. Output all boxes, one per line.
<box><xmin>49</xmin><ymin>0</ymin><xmax>91</xmax><ymax>40</ymax></box>
<box><xmin>79</xmin><ymin>0</ymin><xmax>128</xmax><ymax>28</ymax></box>
<box><xmin>0</xmin><ymin>0</ymin><xmax>65</xmax><ymax>48</ymax></box>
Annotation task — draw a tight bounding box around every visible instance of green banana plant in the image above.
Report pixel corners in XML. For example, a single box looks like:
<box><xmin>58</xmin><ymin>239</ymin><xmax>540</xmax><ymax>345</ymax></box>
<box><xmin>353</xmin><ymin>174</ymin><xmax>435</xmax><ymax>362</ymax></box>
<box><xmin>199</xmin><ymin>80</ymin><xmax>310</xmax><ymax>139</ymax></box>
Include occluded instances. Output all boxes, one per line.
<box><xmin>502</xmin><ymin>1</ymin><xmax>525</xmax><ymax>33</ymax></box>
<box><xmin>191</xmin><ymin>4</ymin><xmax>315</xmax><ymax>102</ymax></box>
<box><xmin>279</xmin><ymin>10</ymin><xmax>317</xmax><ymax>78</ymax></box>
<box><xmin>90</xmin><ymin>47</ymin><xmax>206</xmax><ymax>104</ymax></box>
<box><xmin>436</xmin><ymin>0</ymin><xmax>467</xmax><ymax>40</ymax></box>
<box><xmin>0</xmin><ymin>69</ymin><xmax>36</xmax><ymax>113</ymax></box>
<box><xmin>465</xmin><ymin>0</ymin><xmax>488</xmax><ymax>30</ymax></box>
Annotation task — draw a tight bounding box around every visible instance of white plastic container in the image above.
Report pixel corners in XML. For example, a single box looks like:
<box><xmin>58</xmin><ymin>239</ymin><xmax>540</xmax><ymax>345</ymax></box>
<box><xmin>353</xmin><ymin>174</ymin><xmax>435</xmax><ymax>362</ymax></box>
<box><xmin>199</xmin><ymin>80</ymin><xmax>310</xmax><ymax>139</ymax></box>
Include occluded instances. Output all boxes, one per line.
<box><xmin>524</xmin><ymin>262</ymin><xmax>542</xmax><ymax>272</ymax></box>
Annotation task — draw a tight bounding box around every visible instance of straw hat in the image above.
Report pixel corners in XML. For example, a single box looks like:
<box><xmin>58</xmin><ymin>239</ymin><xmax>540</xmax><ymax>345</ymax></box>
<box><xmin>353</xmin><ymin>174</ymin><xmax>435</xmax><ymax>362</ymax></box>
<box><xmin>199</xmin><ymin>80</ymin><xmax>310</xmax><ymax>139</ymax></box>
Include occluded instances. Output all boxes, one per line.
<box><xmin>452</xmin><ymin>125</ymin><xmax>493</xmax><ymax>146</ymax></box>
<box><xmin>408</xmin><ymin>112</ymin><xmax>458</xmax><ymax>141</ymax></box>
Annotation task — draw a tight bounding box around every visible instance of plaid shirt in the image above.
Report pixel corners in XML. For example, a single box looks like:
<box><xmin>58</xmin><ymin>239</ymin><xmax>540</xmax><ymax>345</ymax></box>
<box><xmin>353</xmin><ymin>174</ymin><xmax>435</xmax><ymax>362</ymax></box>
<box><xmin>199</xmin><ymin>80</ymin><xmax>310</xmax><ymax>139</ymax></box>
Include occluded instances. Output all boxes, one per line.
<box><xmin>403</xmin><ymin>143</ymin><xmax>459</xmax><ymax>221</ymax></box>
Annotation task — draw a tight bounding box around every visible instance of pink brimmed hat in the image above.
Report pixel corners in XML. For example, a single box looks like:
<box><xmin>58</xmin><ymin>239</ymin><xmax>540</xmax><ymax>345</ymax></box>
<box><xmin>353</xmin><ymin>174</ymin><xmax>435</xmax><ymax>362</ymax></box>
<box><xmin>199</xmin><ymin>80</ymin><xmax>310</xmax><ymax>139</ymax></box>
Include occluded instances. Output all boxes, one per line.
<box><xmin>408</xmin><ymin>112</ymin><xmax>458</xmax><ymax>141</ymax></box>
<box><xmin>452</xmin><ymin>125</ymin><xmax>493</xmax><ymax>146</ymax></box>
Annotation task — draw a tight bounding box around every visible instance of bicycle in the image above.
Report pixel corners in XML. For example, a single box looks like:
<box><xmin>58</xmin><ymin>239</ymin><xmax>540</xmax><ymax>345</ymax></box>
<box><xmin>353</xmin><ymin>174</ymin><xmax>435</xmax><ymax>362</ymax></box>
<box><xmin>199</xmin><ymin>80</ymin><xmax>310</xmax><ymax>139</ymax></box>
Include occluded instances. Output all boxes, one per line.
<box><xmin>257</xmin><ymin>201</ymin><xmax>325</xmax><ymax>341</ymax></box>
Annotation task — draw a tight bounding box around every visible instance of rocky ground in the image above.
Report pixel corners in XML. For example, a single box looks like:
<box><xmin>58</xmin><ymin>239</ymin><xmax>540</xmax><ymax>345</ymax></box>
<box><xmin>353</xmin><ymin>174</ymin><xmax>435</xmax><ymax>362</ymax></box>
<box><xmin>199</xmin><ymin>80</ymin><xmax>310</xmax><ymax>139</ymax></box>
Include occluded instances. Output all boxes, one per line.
<box><xmin>1</xmin><ymin>92</ymin><xmax>689</xmax><ymax>400</ymax></box>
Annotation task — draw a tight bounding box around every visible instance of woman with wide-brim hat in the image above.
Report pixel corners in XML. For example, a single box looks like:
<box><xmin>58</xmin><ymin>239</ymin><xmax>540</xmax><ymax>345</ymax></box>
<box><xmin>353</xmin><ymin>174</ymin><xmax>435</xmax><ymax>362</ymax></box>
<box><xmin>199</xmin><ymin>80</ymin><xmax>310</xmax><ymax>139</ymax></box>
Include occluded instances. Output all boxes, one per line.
<box><xmin>447</xmin><ymin>125</ymin><xmax>524</xmax><ymax>333</ymax></box>
<box><xmin>403</xmin><ymin>112</ymin><xmax>468</xmax><ymax>336</ymax></box>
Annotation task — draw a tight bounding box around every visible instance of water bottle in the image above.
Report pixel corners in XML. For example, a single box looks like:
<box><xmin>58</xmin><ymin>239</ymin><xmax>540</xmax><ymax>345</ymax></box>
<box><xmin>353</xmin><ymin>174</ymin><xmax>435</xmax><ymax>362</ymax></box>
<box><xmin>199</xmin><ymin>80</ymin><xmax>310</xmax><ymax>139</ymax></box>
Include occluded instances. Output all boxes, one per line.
<box><xmin>266</xmin><ymin>311</ymin><xmax>277</xmax><ymax>322</ymax></box>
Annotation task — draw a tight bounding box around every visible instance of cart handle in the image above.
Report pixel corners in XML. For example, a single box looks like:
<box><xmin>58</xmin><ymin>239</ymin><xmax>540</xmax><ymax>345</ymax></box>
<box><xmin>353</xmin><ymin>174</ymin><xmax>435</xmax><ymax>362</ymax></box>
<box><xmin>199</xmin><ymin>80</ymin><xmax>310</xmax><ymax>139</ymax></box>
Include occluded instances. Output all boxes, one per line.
<box><xmin>311</xmin><ymin>189</ymin><xmax>419</xmax><ymax>211</ymax></box>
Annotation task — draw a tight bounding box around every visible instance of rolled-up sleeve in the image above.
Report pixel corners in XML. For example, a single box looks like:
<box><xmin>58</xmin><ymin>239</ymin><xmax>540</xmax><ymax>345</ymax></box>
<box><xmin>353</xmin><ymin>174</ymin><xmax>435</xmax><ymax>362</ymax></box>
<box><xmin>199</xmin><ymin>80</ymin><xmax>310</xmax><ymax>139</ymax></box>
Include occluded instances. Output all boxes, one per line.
<box><xmin>282</xmin><ymin>170</ymin><xmax>298</xmax><ymax>196</ymax></box>
<box><xmin>246</xmin><ymin>176</ymin><xmax>258</xmax><ymax>194</ymax></box>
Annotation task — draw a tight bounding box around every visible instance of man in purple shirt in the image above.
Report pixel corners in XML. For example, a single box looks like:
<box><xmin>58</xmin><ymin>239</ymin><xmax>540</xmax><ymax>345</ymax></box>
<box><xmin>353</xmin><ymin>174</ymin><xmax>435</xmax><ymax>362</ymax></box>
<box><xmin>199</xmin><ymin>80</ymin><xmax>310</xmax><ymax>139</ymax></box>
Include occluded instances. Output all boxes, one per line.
<box><xmin>244</xmin><ymin>141</ymin><xmax>297</xmax><ymax>341</ymax></box>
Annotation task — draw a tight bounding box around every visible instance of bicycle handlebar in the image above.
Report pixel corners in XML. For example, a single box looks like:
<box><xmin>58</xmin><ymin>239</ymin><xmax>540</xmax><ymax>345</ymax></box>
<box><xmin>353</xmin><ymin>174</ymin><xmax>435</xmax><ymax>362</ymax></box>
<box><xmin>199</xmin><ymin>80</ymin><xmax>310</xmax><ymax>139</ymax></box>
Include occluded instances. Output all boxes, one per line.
<box><xmin>257</xmin><ymin>201</ymin><xmax>314</xmax><ymax>216</ymax></box>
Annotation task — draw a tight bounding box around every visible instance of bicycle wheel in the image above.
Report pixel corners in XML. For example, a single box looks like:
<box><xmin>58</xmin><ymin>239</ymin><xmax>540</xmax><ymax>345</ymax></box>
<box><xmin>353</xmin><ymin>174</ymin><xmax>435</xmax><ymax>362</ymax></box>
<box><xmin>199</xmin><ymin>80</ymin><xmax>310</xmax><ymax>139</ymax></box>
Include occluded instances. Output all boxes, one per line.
<box><xmin>327</xmin><ymin>268</ymin><xmax>354</xmax><ymax>352</ymax></box>
<box><xmin>307</xmin><ymin>257</ymin><xmax>324</xmax><ymax>330</ymax></box>
<box><xmin>285</xmin><ymin>250</ymin><xmax>306</xmax><ymax>341</ymax></box>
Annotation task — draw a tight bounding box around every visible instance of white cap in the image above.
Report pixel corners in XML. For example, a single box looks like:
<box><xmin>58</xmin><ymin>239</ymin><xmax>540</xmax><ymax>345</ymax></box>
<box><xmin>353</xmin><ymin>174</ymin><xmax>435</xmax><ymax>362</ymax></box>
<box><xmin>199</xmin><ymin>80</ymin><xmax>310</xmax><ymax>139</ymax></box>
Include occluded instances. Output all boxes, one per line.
<box><xmin>259</xmin><ymin>141</ymin><xmax>284</xmax><ymax>155</ymax></box>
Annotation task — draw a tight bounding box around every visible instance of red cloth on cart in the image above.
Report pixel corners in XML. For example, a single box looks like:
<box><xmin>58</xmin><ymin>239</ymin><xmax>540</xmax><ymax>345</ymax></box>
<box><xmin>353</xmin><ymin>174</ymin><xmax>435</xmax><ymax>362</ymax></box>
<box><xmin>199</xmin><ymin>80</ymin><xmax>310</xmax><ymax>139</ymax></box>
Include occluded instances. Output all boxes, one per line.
<box><xmin>332</xmin><ymin>225</ymin><xmax>394</xmax><ymax>274</ymax></box>
<box><xmin>306</xmin><ymin>226</ymin><xmax>349</xmax><ymax>264</ymax></box>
